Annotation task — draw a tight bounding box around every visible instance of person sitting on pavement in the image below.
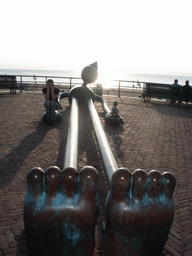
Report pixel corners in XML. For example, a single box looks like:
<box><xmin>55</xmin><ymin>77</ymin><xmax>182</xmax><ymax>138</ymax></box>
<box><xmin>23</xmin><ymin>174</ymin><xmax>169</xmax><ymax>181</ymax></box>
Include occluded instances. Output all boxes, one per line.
<box><xmin>42</xmin><ymin>79</ymin><xmax>62</xmax><ymax>124</ymax></box>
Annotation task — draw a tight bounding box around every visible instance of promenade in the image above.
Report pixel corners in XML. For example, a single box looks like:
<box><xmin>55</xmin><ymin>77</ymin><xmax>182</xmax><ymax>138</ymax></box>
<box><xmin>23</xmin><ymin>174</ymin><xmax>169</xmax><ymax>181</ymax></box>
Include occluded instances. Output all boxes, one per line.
<box><xmin>0</xmin><ymin>91</ymin><xmax>192</xmax><ymax>256</ymax></box>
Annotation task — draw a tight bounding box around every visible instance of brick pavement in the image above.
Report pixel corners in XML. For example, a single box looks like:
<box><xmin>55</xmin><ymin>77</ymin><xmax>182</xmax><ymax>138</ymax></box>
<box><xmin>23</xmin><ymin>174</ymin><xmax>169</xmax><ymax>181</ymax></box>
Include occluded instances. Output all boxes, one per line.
<box><xmin>0</xmin><ymin>91</ymin><xmax>192</xmax><ymax>255</ymax></box>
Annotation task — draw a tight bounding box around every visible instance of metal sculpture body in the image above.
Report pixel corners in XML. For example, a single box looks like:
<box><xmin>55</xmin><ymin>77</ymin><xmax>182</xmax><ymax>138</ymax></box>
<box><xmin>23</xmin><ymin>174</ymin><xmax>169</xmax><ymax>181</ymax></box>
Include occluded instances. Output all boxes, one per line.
<box><xmin>24</xmin><ymin>62</ymin><xmax>176</xmax><ymax>256</ymax></box>
<box><xmin>42</xmin><ymin>103</ymin><xmax>62</xmax><ymax>124</ymax></box>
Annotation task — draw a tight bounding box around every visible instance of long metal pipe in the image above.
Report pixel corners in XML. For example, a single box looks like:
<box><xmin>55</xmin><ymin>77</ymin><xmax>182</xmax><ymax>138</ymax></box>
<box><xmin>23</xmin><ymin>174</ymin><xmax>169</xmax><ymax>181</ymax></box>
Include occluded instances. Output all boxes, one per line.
<box><xmin>94</xmin><ymin>95</ymin><xmax>111</xmax><ymax>114</ymax></box>
<box><xmin>63</xmin><ymin>96</ymin><xmax>79</xmax><ymax>170</ymax></box>
<box><xmin>58</xmin><ymin>92</ymin><xmax>69</xmax><ymax>101</ymax></box>
<box><xmin>87</xmin><ymin>98</ymin><xmax>118</xmax><ymax>187</ymax></box>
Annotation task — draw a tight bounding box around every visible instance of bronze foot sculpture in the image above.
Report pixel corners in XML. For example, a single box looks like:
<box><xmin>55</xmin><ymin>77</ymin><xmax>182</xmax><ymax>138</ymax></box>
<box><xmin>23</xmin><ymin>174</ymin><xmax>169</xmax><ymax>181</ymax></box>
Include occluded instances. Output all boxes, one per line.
<box><xmin>42</xmin><ymin>100</ymin><xmax>62</xmax><ymax>125</ymax></box>
<box><xmin>104</xmin><ymin>168</ymin><xmax>176</xmax><ymax>256</ymax></box>
<box><xmin>24</xmin><ymin>166</ymin><xmax>99</xmax><ymax>256</ymax></box>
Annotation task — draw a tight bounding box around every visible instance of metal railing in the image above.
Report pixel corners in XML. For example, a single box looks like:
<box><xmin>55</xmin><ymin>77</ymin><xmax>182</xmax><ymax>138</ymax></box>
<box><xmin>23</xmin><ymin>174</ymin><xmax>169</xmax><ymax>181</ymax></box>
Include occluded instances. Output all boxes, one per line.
<box><xmin>16</xmin><ymin>75</ymin><xmax>82</xmax><ymax>91</ymax></box>
<box><xmin>15</xmin><ymin>74</ymin><xmax>145</xmax><ymax>97</ymax></box>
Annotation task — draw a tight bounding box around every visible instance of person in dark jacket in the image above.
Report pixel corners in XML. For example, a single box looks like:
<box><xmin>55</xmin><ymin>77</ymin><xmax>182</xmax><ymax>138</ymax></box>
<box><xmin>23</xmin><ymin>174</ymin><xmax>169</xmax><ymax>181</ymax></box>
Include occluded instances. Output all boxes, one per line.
<box><xmin>170</xmin><ymin>79</ymin><xmax>181</xmax><ymax>103</ymax></box>
<box><xmin>181</xmin><ymin>80</ymin><xmax>192</xmax><ymax>103</ymax></box>
<box><xmin>42</xmin><ymin>79</ymin><xmax>62</xmax><ymax>124</ymax></box>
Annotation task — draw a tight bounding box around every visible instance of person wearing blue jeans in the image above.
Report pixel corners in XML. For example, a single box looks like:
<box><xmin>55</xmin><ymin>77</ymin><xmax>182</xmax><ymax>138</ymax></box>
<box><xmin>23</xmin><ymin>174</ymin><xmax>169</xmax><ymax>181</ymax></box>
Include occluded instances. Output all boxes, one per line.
<box><xmin>42</xmin><ymin>79</ymin><xmax>62</xmax><ymax>125</ymax></box>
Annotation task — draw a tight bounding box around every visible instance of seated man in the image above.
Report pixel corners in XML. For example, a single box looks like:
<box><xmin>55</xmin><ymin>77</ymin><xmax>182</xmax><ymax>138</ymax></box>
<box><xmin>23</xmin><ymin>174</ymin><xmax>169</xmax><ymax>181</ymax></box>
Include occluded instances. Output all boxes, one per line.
<box><xmin>181</xmin><ymin>80</ymin><xmax>192</xmax><ymax>103</ymax></box>
<box><xmin>170</xmin><ymin>79</ymin><xmax>181</xmax><ymax>103</ymax></box>
<box><xmin>42</xmin><ymin>79</ymin><xmax>62</xmax><ymax>124</ymax></box>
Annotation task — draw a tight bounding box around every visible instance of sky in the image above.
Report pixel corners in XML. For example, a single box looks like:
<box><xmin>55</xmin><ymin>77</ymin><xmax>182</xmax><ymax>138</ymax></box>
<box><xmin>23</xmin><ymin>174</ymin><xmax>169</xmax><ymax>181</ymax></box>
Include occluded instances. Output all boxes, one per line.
<box><xmin>0</xmin><ymin>0</ymin><xmax>192</xmax><ymax>77</ymax></box>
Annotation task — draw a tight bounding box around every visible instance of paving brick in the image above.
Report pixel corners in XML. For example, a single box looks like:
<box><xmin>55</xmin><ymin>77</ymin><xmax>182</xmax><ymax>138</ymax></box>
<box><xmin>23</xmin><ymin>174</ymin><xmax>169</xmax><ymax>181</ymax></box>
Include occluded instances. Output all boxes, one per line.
<box><xmin>167</xmin><ymin>239</ymin><xmax>184</xmax><ymax>254</ymax></box>
<box><xmin>183</xmin><ymin>250</ymin><xmax>192</xmax><ymax>256</ymax></box>
<box><xmin>185</xmin><ymin>242</ymin><xmax>192</xmax><ymax>251</ymax></box>
<box><xmin>11</xmin><ymin>224</ymin><xmax>22</xmax><ymax>237</ymax></box>
<box><xmin>9</xmin><ymin>241</ymin><xmax>18</xmax><ymax>248</ymax></box>
<box><xmin>0</xmin><ymin>206</ymin><xmax>5</xmax><ymax>218</ymax></box>
<box><xmin>169</xmin><ymin>233</ymin><xmax>183</xmax><ymax>247</ymax></box>
<box><xmin>9</xmin><ymin>201</ymin><xmax>17</xmax><ymax>210</ymax></box>
<box><xmin>170</xmin><ymin>229</ymin><xmax>182</xmax><ymax>240</ymax></box>
<box><xmin>0</xmin><ymin>233</ymin><xmax>9</xmax><ymax>249</ymax></box>
<box><xmin>2</xmin><ymin>203</ymin><xmax>11</xmax><ymax>214</ymax></box>
<box><xmin>17</xmin><ymin>219</ymin><xmax>24</xmax><ymax>231</ymax></box>
<box><xmin>5</xmin><ymin>230</ymin><xmax>15</xmax><ymax>243</ymax></box>
<box><xmin>183</xmin><ymin>235</ymin><xmax>192</xmax><ymax>245</ymax></box>
<box><xmin>3</xmin><ymin>246</ymin><xmax>18</xmax><ymax>255</ymax></box>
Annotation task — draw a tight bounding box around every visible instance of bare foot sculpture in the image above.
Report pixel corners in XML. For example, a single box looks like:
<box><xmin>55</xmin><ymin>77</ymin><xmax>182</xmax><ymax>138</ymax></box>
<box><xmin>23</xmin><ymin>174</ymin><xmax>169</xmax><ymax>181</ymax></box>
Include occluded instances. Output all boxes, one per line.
<box><xmin>104</xmin><ymin>168</ymin><xmax>176</xmax><ymax>256</ymax></box>
<box><xmin>24</xmin><ymin>166</ymin><xmax>99</xmax><ymax>256</ymax></box>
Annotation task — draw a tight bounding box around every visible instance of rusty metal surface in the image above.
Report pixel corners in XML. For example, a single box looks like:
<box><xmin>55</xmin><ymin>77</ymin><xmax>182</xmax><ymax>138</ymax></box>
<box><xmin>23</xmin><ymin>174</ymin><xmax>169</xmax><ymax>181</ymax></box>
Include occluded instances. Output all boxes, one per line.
<box><xmin>104</xmin><ymin>169</ymin><xmax>176</xmax><ymax>256</ymax></box>
<box><xmin>24</xmin><ymin>165</ymin><xmax>99</xmax><ymax>256</ymax></box>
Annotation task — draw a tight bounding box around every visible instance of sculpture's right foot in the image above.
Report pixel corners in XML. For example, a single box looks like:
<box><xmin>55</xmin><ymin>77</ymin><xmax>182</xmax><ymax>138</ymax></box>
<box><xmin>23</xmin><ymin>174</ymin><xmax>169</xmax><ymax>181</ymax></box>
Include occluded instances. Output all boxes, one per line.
<box><xmin>104</xmin><ymin>168</ymin><xmax>176</xmax><ymax>256</ymax></box>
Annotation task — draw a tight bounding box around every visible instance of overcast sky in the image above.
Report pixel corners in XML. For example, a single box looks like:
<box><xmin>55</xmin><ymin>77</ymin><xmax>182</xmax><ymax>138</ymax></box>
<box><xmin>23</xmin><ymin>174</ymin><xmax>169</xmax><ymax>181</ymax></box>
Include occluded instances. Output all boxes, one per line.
<box><xmin>0</xmin><ymin>0</ymin><xmax>191</xmax><ymax>75</ymax></box>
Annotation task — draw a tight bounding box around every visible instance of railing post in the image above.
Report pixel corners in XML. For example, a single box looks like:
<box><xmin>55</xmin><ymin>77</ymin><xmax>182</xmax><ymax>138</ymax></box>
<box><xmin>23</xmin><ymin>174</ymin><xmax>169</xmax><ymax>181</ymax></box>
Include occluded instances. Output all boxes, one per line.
<box><xmin>118</xmin><ymin>80</ymin><xmax>120</xmax><ymax>97</ymax></box>
<box><xmin>70</xmin><ymin>78</ymin><xmax>72</xmax><ymax>89</ymax></box>
<box><xmin>20</xmin><ymin>76</ymin><xmax>22</xmax><ymax>92</ymax></box>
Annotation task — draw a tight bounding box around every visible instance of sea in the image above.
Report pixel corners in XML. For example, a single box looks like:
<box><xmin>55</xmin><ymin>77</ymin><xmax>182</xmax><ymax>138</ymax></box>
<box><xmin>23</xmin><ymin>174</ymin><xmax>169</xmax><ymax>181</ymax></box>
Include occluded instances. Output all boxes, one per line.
<box><xmin>0</xmin><ymin>68</ymin><xmax>192</xmax><ymax>89</ymax></box>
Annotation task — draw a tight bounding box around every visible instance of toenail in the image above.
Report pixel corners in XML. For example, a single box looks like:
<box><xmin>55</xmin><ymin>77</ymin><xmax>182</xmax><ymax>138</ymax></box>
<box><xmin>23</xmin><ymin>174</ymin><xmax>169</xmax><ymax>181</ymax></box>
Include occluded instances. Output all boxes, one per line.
<box><xmin>52</xmin><ymin>175</ymin><xmax>55</xmax><ymax>178</ymax></box>
<box><xmin>87</xmin><ymin>175</ymin><xmax>91</xmax><ymax>178</ymax></box>
<box><xmin>167</xmin><ymin>179</ymin><xmax>169</xmax><ymax>183</ymax></box>
<box><xmin>121</xmin><ymin>176</ymin><xmax>124</xmax><ymax>180</ymax></box>
<box><xmin>35</xmin><ymin>175</ymin><xmax>38</xmax><ymax>178</ymax></box>
<box><xmin>153</xmin><ymin>178</ymin><xmax>156</xmax><ymax>181</ymax></box>
<box><xmin>139</xmin><ymin>178</ymin><xmax>141</xmax><ymax>181</ymax></box>
<box><xmin>69</xmin><ymin>175</ymin><xmax>72</xmax><ymax>178</ymax></box>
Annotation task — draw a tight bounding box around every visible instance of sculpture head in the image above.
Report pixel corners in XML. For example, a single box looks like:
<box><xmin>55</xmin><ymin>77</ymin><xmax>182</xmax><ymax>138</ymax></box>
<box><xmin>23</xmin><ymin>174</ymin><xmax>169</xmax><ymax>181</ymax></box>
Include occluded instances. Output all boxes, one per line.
<box><xmin>81</xmin><ymin>62</ymin><xmax>98</xmax><ymax>86</ymax></box>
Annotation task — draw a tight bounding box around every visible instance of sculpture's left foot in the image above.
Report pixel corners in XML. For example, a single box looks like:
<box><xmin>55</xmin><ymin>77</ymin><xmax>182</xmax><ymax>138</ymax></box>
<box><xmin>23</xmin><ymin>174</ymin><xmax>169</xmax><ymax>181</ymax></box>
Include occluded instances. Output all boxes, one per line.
<box><xmin>24</xmin><ymin>166</ymin><xmax>99</xmax><ymax>256</ymax></box>
<box><xmin>104</xmin><ymin>168</ymin><xmax>176</xmax><ymax>256</ymax></box>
